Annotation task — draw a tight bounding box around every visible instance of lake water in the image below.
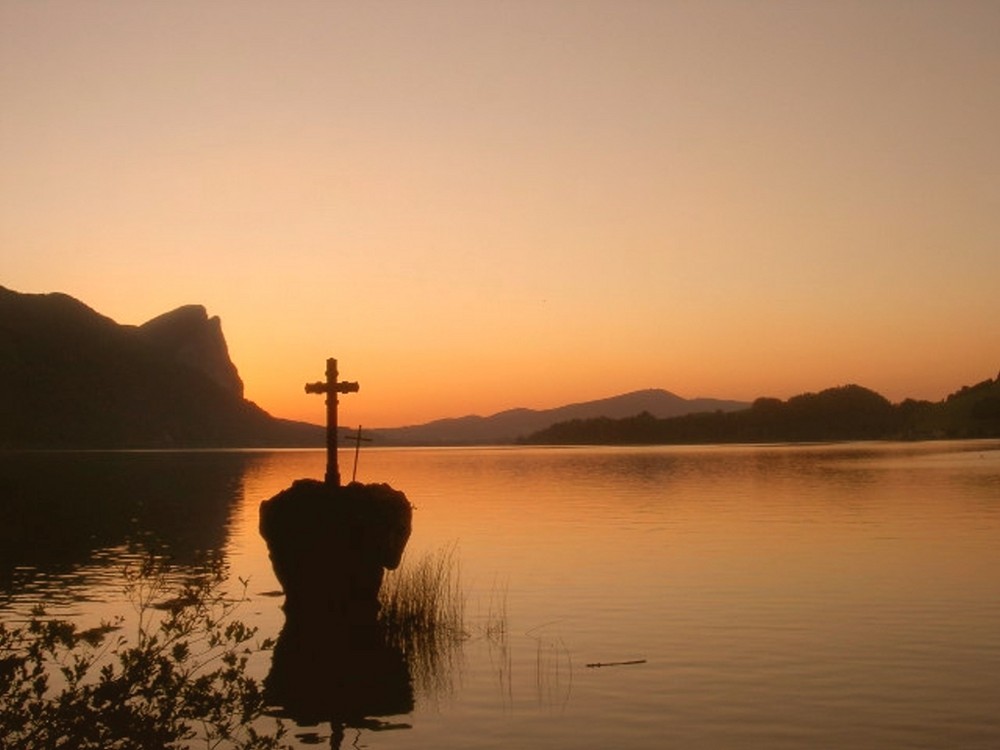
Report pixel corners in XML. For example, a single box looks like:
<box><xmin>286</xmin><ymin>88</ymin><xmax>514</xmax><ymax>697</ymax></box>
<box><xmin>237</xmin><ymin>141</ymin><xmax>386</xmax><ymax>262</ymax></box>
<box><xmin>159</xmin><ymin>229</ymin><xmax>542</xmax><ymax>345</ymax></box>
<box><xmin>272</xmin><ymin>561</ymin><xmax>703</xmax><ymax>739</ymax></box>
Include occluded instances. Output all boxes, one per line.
<box><xmin>2</xmin><ymin>441</ymin><xmax>999</xmax><ymax>749</ymax></box>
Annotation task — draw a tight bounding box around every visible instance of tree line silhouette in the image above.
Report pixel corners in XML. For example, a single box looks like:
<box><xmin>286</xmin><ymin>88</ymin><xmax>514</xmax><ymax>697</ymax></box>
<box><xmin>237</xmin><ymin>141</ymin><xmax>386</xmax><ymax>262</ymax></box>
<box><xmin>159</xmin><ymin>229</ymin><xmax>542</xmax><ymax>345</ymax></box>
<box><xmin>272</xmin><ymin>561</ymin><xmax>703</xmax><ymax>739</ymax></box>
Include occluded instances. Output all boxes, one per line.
<box><xmin>523</xmin><ymin>377</ymin><xmax>1000</xmax><ymax>445</ymax></box>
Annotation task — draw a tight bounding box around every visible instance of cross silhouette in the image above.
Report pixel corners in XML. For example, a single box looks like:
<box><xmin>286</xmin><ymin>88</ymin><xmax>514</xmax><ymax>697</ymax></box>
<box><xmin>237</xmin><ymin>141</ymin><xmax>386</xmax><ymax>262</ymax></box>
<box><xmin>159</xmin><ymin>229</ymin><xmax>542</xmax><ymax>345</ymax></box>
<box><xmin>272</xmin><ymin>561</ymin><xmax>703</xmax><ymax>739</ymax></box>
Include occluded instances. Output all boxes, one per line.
<box><xmin>305</xmin><ymin>358</ymin><xmax>359</xmax><ymax>486</ymax></box>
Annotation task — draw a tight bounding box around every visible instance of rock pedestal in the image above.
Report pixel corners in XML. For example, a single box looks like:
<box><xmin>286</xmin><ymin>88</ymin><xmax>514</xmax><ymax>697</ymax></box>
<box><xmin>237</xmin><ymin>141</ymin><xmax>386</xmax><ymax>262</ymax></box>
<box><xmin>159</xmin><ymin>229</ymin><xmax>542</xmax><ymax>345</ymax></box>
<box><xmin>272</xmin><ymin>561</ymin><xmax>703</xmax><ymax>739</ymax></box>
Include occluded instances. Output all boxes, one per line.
<box><xmin>259</xmin><ymin>479</ymin><xmax>414</xmax><ymax>741</ymax></box>
<box><xmin>258</xmin><ymin>479</ymin><xmax>412</xmax><ymax>621</ymax></box>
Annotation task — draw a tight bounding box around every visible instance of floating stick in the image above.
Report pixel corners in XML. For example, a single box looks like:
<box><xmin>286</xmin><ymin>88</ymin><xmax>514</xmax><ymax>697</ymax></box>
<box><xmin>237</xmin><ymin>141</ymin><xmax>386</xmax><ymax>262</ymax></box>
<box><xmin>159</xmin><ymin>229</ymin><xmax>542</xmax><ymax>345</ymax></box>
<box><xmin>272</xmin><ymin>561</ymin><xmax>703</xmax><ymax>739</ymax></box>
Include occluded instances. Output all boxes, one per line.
<box><xmin>585</xmin><ymin>659</ymin><xmax>647</xmax><ymax>668</ymax></box>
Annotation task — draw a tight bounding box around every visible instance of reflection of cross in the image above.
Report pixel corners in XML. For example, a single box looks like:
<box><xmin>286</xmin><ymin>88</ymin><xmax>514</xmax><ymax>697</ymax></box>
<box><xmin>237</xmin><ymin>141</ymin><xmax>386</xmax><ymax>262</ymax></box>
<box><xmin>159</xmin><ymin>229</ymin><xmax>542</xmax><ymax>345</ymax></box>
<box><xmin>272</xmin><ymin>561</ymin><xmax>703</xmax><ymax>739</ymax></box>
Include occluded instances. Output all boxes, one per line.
<box><xmin>305</xmin><ymin>358</ymin><xmax>359</xmax><ymax>486</ymax></box>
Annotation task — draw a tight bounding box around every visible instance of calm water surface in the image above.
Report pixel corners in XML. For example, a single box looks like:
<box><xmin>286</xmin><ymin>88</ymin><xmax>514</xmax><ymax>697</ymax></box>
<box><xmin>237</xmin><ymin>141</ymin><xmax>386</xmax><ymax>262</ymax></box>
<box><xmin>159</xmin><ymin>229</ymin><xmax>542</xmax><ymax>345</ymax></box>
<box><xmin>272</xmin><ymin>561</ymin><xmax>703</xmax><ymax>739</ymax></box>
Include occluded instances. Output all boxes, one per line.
<box><xmin>2</xmin><ymin>441</ymin><xmax>999</xmax><ymax>749</ymax></box>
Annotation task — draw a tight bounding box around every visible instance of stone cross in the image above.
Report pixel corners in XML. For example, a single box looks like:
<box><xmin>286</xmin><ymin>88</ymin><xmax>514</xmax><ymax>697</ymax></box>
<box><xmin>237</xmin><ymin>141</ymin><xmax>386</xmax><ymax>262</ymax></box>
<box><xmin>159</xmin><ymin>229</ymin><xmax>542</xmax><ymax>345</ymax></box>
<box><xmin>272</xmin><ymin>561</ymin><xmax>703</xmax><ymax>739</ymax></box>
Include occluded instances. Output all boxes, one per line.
<box><xmin>305</xmin><ymin>358</ymin><xmax>359</xmax><ymax>486</ymax></box>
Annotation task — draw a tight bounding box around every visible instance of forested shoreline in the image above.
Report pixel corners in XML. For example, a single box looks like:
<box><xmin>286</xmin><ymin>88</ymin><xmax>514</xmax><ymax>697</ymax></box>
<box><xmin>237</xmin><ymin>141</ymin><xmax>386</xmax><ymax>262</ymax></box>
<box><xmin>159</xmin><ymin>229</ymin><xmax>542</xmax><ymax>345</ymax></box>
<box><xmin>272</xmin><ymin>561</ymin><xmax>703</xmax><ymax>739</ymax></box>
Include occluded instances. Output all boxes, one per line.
<box><xmin>523</xmin><ymin>377</ymin><xmax>1000</xmax><ymax>445</ymax></box>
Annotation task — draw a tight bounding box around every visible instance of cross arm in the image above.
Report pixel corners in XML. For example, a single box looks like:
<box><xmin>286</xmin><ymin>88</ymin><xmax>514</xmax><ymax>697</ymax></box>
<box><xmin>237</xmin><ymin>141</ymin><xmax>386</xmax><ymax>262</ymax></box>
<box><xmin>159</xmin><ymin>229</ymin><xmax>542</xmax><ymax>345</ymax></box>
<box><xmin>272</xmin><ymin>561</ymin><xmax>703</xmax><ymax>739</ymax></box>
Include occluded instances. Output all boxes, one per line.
<box><xmin>304</xmin><ymin>381</ymin><xmax>360</xmax><ymax>394</ymax></box>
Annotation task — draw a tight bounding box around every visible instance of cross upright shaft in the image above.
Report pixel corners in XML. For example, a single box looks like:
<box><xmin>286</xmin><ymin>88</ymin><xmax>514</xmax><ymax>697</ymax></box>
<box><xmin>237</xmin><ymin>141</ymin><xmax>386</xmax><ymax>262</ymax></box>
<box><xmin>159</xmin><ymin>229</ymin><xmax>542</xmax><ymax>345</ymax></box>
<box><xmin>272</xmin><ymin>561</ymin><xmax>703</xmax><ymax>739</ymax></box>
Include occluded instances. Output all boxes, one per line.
<box><xmin>305</xmin><ymin>357</ymin><xmax>359</xmax><ymax>486</ymax></box>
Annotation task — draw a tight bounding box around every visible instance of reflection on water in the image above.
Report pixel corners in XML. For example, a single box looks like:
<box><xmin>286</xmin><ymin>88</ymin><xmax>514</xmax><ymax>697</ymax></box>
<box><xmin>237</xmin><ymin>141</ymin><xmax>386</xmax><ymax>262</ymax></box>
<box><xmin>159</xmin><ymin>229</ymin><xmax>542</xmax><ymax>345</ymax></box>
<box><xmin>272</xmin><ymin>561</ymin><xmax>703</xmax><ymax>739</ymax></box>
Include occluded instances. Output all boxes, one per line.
<box><xmin>265</xmin><ymin>612</ymin><xmax>414</xmax><ymax>748</ymax></box>
<box><xmin>1</xmin><ymin>442</ymin><xmax>999</xmax><ymax>749</ymax></box>
<box><xmin>0</xmin><ymin>450</ymin><xmax>259</xmax><ymax>611</ymax></box>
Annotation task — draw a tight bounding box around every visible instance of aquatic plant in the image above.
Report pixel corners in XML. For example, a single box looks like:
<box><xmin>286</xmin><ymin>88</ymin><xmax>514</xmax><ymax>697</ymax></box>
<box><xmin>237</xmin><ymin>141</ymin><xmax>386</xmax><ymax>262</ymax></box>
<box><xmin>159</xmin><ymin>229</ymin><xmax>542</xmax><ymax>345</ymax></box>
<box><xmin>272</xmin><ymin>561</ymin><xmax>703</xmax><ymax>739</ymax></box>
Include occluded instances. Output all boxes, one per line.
<box><xmin>0</xmin><ymin>558</ymin><xmax>290</xmax><ymax>750</ymax></box>
<box><xmin>377</xmin><ymin>544</ymin><xmax>466</xmax><ymax>695</ymax></box>
<box><xmin>377</xmin><ymin>544</ymin><xmax>513</xmax><ymax>701</ymax></box>
<box><xmin>378</xmin><ymin>544</ymin><xmax>465</xmax><ymax>639</ymax></box>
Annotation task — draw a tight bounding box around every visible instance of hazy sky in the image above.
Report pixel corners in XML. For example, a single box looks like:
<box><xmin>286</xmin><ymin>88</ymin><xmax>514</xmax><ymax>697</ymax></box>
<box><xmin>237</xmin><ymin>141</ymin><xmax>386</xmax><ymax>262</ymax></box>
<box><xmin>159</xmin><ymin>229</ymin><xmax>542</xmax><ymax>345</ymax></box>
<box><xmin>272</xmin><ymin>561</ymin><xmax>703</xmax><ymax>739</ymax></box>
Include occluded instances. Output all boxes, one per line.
<box><xmin>3</xmin><ymin>1</ymin><xmax>999</xmax><ymax>427</ymax></box>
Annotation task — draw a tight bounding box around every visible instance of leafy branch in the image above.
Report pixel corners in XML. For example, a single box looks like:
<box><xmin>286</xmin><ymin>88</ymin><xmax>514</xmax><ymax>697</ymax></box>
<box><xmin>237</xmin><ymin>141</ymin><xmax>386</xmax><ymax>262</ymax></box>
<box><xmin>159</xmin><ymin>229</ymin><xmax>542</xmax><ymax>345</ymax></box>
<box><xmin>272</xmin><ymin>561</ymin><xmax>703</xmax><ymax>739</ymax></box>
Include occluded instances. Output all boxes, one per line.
<box><xmin>0</xmin><ymin>557</ymin><xmax>290</xmax><ymax>750</ymax></box>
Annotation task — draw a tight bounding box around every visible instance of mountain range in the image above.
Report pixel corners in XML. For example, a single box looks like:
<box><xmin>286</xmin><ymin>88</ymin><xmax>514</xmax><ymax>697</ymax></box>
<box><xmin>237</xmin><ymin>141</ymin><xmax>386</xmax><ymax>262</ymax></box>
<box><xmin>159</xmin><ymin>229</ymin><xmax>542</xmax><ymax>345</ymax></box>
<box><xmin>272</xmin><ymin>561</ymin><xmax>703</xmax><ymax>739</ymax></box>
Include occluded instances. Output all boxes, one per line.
<box><xmin>0</xmin><ymin>287</ymin><xmax>748</xmax><ymax>448</ymax></box>
<box><xmin>368</xmin><ymin>390</ymin><xmax>747</xmax><ymax>445</ymax></box>
<box><xmin>3</xmin><ymin>286</ymin><xmax>996</xmax><ymax>448</ymax></box>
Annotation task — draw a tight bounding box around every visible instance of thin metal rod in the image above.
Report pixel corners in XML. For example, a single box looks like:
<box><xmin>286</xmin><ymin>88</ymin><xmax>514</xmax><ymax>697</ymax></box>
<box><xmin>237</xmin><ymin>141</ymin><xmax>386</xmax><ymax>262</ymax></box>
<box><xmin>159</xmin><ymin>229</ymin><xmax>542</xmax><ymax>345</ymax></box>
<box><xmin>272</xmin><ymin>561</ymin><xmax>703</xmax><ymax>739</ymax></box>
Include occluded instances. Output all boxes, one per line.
<box><xmin>352</xmin><ymin>424</ymin><xmax>361</xmax><ymax>483</ymax></box>
<box><xmin>326</xmin><ymin>358</ymin><xmax>339</xmax><ymax>486</ymax></box>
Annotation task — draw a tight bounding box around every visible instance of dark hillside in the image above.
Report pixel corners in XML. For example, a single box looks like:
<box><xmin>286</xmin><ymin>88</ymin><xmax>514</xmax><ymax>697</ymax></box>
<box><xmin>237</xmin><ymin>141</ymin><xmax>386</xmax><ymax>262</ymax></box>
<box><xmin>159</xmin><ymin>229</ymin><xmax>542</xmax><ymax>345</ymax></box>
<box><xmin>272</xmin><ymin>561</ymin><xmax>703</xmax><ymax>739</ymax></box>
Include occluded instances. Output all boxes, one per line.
<box><xmin>909</xmin><ymin>376</ymin><xmax>1000</xmax><ymax>439</ymax></box>
<box><xmin>0</xmin><ymin>286</ymin><xmax>322</xmax><ymax>448</ymax></box>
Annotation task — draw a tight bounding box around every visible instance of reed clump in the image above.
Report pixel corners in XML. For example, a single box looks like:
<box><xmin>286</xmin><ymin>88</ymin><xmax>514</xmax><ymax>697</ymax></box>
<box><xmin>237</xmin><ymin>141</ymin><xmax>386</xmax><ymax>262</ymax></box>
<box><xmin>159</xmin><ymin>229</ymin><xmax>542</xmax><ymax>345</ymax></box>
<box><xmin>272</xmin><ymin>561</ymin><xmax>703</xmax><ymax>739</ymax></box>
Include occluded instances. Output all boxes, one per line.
<box><xmin>378</xmin><ymin>544</ymin><xmax>467</xmax><ymax>696</ymax></box>
<box><xmin>378</xmin><ymin>544</ymin><xmax>465</xmax><ymax>643</ymax></box>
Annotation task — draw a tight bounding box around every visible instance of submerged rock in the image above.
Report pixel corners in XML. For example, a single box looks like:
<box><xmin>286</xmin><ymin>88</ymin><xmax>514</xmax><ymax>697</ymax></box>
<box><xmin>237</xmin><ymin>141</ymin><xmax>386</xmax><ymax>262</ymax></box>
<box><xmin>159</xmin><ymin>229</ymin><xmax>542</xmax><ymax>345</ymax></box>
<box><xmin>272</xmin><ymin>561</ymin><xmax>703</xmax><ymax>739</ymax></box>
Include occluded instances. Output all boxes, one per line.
<box><xmin>258</xmin><ymin>479</ymin><xmax>412</xmax><ymax>620</ymax></box>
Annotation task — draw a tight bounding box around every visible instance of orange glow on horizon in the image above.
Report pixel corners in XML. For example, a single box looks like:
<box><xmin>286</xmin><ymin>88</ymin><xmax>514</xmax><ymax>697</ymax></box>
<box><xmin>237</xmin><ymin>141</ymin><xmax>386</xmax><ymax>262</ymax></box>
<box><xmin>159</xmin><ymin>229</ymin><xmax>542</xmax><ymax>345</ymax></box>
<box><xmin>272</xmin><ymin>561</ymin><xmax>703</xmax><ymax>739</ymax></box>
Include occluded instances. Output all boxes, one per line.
<box><xmin>3</xmin><ymin>1</ymin><xmax>998</xmax><ymax>429</ymax></box>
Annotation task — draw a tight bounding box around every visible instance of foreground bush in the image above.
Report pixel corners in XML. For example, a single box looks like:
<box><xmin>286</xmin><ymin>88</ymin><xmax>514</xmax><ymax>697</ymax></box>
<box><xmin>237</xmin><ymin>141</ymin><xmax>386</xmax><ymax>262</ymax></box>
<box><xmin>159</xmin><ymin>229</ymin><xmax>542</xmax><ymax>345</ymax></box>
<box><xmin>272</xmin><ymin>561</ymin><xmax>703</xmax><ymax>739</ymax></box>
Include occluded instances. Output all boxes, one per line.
<box><xmin>0</xmin><ymin>559</ymin><xmax>290</xmax><ymax>750</ymax></box>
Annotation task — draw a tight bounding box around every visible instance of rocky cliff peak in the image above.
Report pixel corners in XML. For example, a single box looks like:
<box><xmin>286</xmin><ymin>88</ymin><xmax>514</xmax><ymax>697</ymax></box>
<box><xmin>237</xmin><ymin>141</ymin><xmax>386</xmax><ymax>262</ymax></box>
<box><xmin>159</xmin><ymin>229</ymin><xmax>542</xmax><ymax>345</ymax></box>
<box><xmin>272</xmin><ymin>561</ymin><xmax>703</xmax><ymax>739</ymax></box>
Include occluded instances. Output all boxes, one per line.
<box><xmin>139</xmin><ymin>305</ymin><xmax>244</xmax><ymax>398</ymax></box>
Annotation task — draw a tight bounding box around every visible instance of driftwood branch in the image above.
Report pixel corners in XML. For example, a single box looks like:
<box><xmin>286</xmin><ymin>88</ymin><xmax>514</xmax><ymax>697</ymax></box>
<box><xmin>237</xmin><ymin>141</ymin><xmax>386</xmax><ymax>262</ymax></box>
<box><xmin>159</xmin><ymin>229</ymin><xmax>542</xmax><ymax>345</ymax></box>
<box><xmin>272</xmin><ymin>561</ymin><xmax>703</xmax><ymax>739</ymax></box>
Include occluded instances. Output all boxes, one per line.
<box><xmin>585</xmin><ymin>659</ymin><xmax>647</xmax><ymax>668</ymax></box>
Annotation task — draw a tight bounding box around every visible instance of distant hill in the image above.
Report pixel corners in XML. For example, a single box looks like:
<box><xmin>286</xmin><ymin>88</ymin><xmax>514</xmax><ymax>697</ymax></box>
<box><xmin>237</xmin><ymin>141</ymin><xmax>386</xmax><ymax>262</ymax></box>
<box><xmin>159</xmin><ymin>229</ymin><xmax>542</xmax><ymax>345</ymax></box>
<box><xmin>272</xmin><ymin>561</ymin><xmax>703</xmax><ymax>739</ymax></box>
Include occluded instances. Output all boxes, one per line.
<box><xmin>368</xmin><ymin>390</ymin><xmax>748</xmax><ymax>445</ymax></box>
<box><xmin>524</xmin><ymin>378</ymin><xmax>1000</xmax><ymax>445</ymax></box>
<box><xmin>902</xmin><ymin>376</ymin><xmax>1000</xmax><ymax>439</ymax></box>
<box><xmin>0</xmin><ymin>286</ymin><xmax>323</xmax><ymax>448</ymax></box>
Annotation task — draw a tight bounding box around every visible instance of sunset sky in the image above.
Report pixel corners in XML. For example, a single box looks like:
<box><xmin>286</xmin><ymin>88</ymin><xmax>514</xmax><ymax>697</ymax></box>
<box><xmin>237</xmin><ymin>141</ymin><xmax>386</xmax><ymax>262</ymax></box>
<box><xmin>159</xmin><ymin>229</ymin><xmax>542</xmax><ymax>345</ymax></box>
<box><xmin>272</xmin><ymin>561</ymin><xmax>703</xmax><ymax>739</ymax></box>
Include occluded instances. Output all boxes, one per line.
<box><xmin>3</xmin><ymin>1</ymin><xmax>999</xmax><ymax>428</ymax></box>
